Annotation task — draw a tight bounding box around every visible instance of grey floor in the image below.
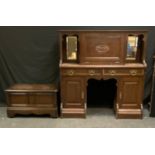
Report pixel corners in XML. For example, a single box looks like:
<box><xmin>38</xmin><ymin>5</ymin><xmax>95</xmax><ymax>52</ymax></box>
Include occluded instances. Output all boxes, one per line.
<box><xmin>0</xmin><ymin>105</ymin><xmax>155</xmax><ymax>128</ymax></box>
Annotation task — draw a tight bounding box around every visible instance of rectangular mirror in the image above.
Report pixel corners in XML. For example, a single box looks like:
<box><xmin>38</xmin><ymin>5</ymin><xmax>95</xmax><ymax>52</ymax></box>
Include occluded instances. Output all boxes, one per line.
<box><xmin>127</xmin><ymin>36</ymin><xmax>138</xmax><ymax>60</ymax></box>
<box><xmin>66</xmin><ymin>36</ymin><xmax>78</xmax><ymax>61</ymax></box>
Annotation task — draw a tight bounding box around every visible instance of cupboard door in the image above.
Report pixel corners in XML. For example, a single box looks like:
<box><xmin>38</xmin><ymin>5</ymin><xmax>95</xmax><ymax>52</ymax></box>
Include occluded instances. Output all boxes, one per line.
<box><xmin>61</xmin><ymin>77</ymin><xmax>84</xmax><ymax>108</ymax></box>
<box><xmin>119</xmin><ymin>77</ymin><xmax>143</xmax><ymax>109</ymax></box>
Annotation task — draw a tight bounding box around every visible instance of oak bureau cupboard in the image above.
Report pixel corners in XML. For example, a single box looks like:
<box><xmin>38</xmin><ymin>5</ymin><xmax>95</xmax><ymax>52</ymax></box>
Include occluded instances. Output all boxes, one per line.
<box><xmin>59</xmin><ymin>30</ymin><xmax>148</xmax><ymax>119</ymax></box>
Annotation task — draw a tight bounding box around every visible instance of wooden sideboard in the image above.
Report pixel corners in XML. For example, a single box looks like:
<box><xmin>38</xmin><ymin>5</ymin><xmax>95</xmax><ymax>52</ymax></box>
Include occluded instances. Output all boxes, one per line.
<box><xmin>5</xmin><ymin>84</ymin><xmax>58</xmax><ymax>117</ymax></box>
<box><xmin>59</xmin><ymin>30</ymin><xmax>148</xmax><ymax>119</ymax></box>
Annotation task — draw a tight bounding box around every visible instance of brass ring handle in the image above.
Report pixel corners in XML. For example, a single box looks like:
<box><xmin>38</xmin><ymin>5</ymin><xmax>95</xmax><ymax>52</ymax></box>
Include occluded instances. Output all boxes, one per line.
<box><xmin>130</xmin><ymin>70</ymin><xmax>137</xmax><ymax>76</ymax></box>
<box><xmin>67</xmin><ymin>70</ymin><xmax>74</xmax><ymax>76</ymax></box>
<box><xmin>109</xmin><ymin>70</ymin><xmax>116</xmax><ymax>76</ymax></box>
<box><xmin>89</xmin><ymin>70</ymin><xmax>96</xmax><ymax>76</ymax></box>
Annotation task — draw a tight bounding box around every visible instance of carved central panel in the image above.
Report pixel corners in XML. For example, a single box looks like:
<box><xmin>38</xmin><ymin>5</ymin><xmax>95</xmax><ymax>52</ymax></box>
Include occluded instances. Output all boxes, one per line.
<box><xmin>80</xmin><ymin>33</ymin><xmax>124</xmax><ymax>64</ymax></box>
<box><xmin>95</xmin><ymin>42</ymin><xmax>110</xmax><ymax>54</ymax></box>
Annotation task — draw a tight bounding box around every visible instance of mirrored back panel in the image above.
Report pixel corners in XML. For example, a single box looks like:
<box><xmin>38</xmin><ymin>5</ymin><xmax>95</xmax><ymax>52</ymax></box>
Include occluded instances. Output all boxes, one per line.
<box><xmin>66</xmin><ymin>36</ymin><xmax>78</xmax><ymax>61</ymax></box>
<box><xmin>62</xmin><ymin>34</ymin><xmax>79</xmax><ymax>63</ymax></box>
<box><xmin>126</xmin><ymin>34</ymin><xmax>144</xmax><ymax>63</ymax></box>
<box><xmin>127</xmin><ymin>36</ymin><xmax>138</xmax><ymax>60</ymax></box>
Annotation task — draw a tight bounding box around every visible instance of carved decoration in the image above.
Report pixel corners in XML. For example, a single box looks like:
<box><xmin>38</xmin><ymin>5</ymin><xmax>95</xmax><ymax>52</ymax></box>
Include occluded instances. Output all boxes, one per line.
<box><xmin>95</xmin><ymin>42</ymin><xmax>110</xmax><ymax>54</ymax></box>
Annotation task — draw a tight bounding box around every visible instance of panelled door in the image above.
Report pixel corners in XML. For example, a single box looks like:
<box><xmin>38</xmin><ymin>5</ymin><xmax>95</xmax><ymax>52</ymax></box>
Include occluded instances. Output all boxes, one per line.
<box><xmin>118</xmin><ymin>77</ymin><xmax>143</xmax><ymax>109</ymax></box>
<box><xmin>61</xmin><ymin>77</ymin><xmax>85</xmax><ymax>108</ymax></box>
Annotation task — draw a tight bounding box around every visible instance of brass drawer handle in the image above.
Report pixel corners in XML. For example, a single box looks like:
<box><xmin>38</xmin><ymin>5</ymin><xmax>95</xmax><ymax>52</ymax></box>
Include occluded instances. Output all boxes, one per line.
<box><xmin>130</xmin><ymin>70</ymin><xmax>137</xmax><ymax>76</ymax></box>
<box><xmin>67</xmin><ymin>70</ymin><xmax>74</xmax><ymax>76</ymax></box>
<box><xmin>89</xmin><ymin>70</ymin><xmax>96</xmax><ymax>76</ymax></box>
<box><xmin>109</xmin><ymin>70</ymin><xmax>116</xmax><ymax>76</ymax></box>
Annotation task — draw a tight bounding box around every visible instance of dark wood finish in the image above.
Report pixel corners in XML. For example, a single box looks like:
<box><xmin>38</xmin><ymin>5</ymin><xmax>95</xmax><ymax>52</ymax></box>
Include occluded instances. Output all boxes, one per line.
<box><xmin>61</xmin><ymin>77</ymin><xmax>85</xmax><ymax>118</ymax></box>
<box><xmin>116</xmin><ymin>77</ymin><xmax>143</xmax><ymax>118</ymax></box>
<box><xmin>80</xmin><ymin>32</ymin><xmax>125</xmax><ymax>64</ymax></box>
<box><xmin>120</xmin><ymin>77</ymin><xmax>142</xmax><ymax>109</ymax></box>
<box><xmin>5</xmin><ymin>84</ymin><xmax>58</xmax><ymax>118</ymax></box>
<box><xmin>61</xmin><ymin>77</ymin><xmax>84</xmax><ymax>108</ymax></box>
<box><xmin>59</xmin><ymin>30</ymin><xmax>148</xmax><ymax>119</ymax></box>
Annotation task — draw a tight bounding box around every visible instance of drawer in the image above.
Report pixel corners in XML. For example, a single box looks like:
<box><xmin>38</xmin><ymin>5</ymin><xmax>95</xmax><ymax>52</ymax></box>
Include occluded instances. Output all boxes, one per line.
<box><xmin>61</xmin><ymin>69</ymin><xmax>102</xmax><ymax>76</ymax></box>
<box><xmin>103</xmin><ymin>69</ymin><xmax>144</xmax><ymax>76</ymax></box>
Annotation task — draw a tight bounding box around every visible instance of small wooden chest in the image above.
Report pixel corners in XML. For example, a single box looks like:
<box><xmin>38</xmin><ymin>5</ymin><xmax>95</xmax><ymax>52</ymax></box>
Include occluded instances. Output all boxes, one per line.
<box><xmin>5</xmin><ymin>84</ymin><xmax>58</xmax><ymax>118</ymax></box>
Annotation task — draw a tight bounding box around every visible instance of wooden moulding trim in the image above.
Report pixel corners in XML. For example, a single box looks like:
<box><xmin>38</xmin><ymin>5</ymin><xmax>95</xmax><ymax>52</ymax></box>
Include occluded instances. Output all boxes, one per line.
<box><xmin>62</xmin><ymin>73</ymin><xmax>144</xmax><ymax>76</ymax></box>
<box><xmin>84</xmin><ymin>57</ymin><xmax>120</xmax><ymax>60</ymax></box>
<box><xmin>5</xmin><ymin>90</ymin><xmax>58</xmax><ymax>93</ymax></box>
<box><xmin>60</xmin><ymin>63</ymin><xmax>147</xmax><ymax>69</ymax></box>
<box><xmin>7</xmin><ymin>107</ymin><xmax>57</xmax><ymax>110</ymax></box>
<box><xmin>61</xmin><ymin>114</ymin><xmax>86</xmax><ymax>118</ymax></box>
<box><xmin>117</xmin><ymin>109</ymin><xmax>142</xmax><ymax>114</ymax></box>
<box><xmin>62</xmin><ymin>108</ymin><xmax>85</xmax><ymax>113</ymax></box>
<box><xmin>117</xmin><ymin>114</ymin><xmax>142</xmax><ymax>119</ymax></box>
<box><xmin>116</xmin><ymin>104</ymin><xmax>142</xmax><ymax>114</ymax></box>
<box><xmin>116</xmin><ymin>111</ymin><xmax>142</xmax><ymax>119</ymax></box>
<box><xmin>103</xmin><ymin>74</ymin><xmax>144</xmax><ymax>76</ymax></box>
<box><xmin>62</xmin><ymin>73</ymin><xmax>101</xmax><ymax>76</ymax></box>
<box><xmin>58</xmin><ymin>30</ymin><xmax>149</xmax><ymax>33</ymax></box>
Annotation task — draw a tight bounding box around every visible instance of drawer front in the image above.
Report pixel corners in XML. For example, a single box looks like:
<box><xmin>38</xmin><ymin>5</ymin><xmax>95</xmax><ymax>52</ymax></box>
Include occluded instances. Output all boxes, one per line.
<box><xmin>61</xmin><ymin>69</ymin><xmax>102</xmax><ymax>76</ymax></box>
<box><xmin>61</xmin><ymin>68</ymin><xmax>144</xmax><ymax>77</ymax></box>
<box><xmin>103</xmin><ymin>69</ymin><xmax>144</xmax><ymax>76</ymax></box>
